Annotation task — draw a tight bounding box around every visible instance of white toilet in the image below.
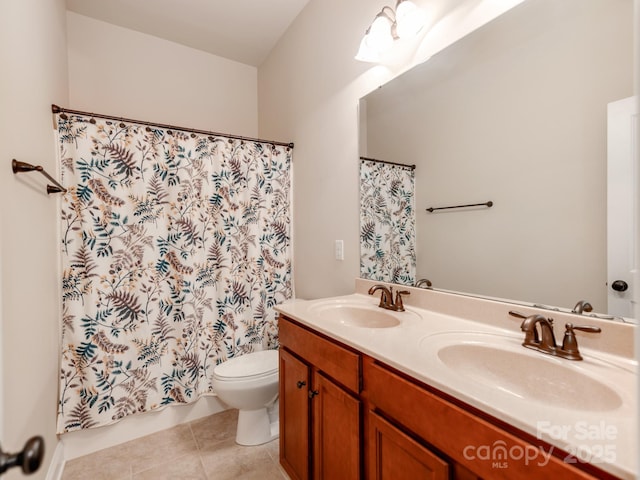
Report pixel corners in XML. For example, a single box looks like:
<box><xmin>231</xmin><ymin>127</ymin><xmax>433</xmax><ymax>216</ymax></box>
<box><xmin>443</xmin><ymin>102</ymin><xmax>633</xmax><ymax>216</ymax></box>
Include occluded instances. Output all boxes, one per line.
<box><xmin>212</xmin><ymin>349</ymin><xmax>280</xmax><ymax>446</ymax></box>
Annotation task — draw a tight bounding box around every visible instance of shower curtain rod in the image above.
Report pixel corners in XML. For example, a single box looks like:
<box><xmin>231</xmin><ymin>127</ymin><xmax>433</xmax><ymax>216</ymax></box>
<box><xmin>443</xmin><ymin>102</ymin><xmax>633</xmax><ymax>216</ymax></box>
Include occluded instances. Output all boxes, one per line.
<box><xmin>51</xmin><ymin>105</ymin><xmax>294</xmax><ymax>148</ymax></box>
<box><xmin>360</xmin><ymin>156</ymin><xmax>415</xmax><ymax>170</ymax></box>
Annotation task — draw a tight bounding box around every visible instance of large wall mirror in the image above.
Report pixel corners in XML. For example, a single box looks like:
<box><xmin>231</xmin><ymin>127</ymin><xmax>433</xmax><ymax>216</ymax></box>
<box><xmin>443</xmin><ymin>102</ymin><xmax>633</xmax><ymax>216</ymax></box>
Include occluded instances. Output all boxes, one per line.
<box><xmin>359</xmin><ymin>0</ymin><xmax>636</xmax><ymax>320</ymax></box>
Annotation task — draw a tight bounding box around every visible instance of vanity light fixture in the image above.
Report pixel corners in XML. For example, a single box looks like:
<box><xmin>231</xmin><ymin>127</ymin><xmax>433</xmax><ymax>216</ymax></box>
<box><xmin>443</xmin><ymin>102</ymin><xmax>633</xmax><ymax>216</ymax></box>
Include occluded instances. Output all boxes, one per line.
<box><xmin>355</xmin><ymin>0</ymin><xmax>425</xmax><ymax>62</ymax></box>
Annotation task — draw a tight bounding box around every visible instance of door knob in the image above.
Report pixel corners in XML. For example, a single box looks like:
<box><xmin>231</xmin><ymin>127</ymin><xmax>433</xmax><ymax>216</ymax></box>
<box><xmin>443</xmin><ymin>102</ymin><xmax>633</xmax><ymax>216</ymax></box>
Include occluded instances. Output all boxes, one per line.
<box><xmin>296</xmin><ymin>381</ymin><xmax>306</xmax><ymax>389</ymax></box>
<box><xmin>308</xmin><ymin>390</ymin><xmax>319</xmax><ymax>399</ymax></box>
<box><xmin>611</xmin><ymin>280</ymin><xmax>629</xmax><ymax>292</ymax></box>
<box><xmin>0</xmin><ymin>436</ymin><xmax>45</xmax><ymax>475</ymax></box>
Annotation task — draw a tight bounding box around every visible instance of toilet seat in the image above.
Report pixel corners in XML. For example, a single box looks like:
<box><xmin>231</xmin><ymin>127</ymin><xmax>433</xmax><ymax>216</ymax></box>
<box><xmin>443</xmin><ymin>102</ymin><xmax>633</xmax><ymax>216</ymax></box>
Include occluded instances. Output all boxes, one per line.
<box><xmin>213</xmin><ymin>349</ymin><xmax>278</xmax><ymax>381</ymax></box>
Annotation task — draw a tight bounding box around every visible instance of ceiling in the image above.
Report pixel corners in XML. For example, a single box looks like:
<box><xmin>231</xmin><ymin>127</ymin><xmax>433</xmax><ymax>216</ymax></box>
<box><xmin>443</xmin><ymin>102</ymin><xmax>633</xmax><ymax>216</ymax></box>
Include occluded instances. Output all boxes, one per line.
<box><xmin>65</xmin><ymin>0</ymin><xmax>311</xmax><ymax>67</ymax></box>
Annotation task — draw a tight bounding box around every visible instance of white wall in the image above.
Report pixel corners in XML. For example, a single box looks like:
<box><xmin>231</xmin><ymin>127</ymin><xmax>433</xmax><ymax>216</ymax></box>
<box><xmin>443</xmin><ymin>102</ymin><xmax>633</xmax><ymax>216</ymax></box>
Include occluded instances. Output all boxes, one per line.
<box><xmin>66</xmin><ymin>12</ymin><xmax>258</xmax><ymax>137</ymax></box>
<box><xmin>258</xmin><ymin>0</ymin><xmax>525</xmax><ymax>300</ymax></box>
<box><xmin>0</xmin><ymin>0</ymin><xmax>69</xmax><ymax>478</ymax></box>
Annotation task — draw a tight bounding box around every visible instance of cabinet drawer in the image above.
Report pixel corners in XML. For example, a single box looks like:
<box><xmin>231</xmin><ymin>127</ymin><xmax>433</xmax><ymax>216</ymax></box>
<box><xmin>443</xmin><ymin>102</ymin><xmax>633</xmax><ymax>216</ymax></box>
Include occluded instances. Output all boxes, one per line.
<box><xmin>363</xmin><ymin>356</ymin><xmax>599</xmax><ymax>480</ymax></box>
<box><xmin>279</xmin><ymin>316</ymin><xmax>360</xmax><ymax>393</ymax></box>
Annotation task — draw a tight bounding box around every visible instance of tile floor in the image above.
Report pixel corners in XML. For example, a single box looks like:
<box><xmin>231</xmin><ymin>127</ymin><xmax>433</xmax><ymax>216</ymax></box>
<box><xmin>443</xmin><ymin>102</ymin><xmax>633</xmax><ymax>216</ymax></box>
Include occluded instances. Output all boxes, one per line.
<box><xmin>62</xmin><ymin>409</ymin><xmax>290</xmax><ymax>480</ymax></box>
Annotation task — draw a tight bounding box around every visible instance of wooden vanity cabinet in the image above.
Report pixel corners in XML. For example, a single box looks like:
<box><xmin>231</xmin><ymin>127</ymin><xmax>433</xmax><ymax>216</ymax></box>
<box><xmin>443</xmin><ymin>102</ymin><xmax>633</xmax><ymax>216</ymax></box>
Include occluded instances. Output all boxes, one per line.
<box><xmin>279</xmin><ymin>316</ymin><xmax>362</xmax><ymax>480</ymax></box>
<box><xmin>279</xmin><ymin>315</ymin><xmax>614</xmax><ymax>480</ymax></box>
<box><xmin>364</xmin><ymin>357</ymin><xmax>606</xmax><ymax>480</ymax></box>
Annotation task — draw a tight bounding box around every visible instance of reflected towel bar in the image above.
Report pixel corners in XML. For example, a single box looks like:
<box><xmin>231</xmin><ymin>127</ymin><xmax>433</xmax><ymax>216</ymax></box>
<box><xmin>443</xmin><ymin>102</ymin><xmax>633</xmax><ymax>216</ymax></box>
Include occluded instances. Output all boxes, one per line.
<box><xmin>360</xmin><ymin>156</ymin><xmax>416</xmax><ymax>170</ymax></box>
<box><xmin>12</xmin><ymin>159</ymin><xmax>66</xmax><ymax>194</ymax></box>
<box><xmin>426</xmin><ymin>201</ymin><xmax>493</xmax><ymax>213</ymax></box>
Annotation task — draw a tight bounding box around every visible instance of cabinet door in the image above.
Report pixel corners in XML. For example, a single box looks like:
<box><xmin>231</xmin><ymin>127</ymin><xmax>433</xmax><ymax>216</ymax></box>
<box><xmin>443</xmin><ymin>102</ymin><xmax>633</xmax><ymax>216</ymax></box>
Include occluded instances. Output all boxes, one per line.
<box><xmin>367</xmin><ymin>411</ymin><xmax>449</xmax><ymax>480</ymax></box>
<box><xmin>280</xmin><ymin>349</ymin><xmax>311</xmax><ymax>480</ymax></box>
<box><xmin>312</xmin><ymin>371</ymin><xmax>361</xmax><ymax>480</ymax></box>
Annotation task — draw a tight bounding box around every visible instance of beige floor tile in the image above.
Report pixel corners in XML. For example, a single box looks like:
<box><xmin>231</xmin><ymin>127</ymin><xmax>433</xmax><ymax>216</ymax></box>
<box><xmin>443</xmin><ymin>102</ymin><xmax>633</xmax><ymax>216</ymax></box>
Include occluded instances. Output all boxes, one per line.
<box><xmin>234</xmin><ymin>460</ymin><xmax>288</xmax><ymax>480</ymax></box>
<box><xmin>61</xmin><ymin>410</ymin><xmax>289</xmax><ymax>480</ymax></box>
<box><xmin>200</xmin><ymin>438</ymin><xmax>274</xmax><ymax>480</ymax></box>
<box><xmin>127</xmin><ymin>423</ymin><xmax>198</xmax><ymax>474</ymax></box>
<box><xmin>62</xmin><ymin>447</ymin><xmax>132</xmax><ymax>480</ymax></box>
<box><xmin>190</xmin><ymin>409</ymin><xmax>238</xmax><ymax>451</ymax></box>
<box><xmin>133</xmin><ymin>451</ymin><xmax>207</xmax><ymax>480</ymax></box>
<box><xmin>260</xmin><ymin>437</ymin><xmax>280</xmax><ymax>463</ymax></box>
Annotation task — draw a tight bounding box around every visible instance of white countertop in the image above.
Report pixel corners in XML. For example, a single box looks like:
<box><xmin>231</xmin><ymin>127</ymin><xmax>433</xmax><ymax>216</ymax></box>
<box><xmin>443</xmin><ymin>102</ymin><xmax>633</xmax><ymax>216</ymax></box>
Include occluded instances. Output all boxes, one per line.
<box><xmin>275</xmin><ymin>291</ymin><xmax>638</xmax><ymax>480</ymax></box>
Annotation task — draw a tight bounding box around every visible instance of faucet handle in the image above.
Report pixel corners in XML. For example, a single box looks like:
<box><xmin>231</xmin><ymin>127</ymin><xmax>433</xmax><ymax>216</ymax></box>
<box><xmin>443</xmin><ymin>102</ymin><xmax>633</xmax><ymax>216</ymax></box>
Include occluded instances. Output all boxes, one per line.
<box><xmin>568</xmin><ymin>324</ymin><xmax>602</xmax><ymax>334</ymax></box>
<box><xmin>560</xmin><ymin>323</ymin><xmax>601</xmax><ymax>360</ymax></box>
<box><xmin>394</xmin><ymin>290</ymin><xmax>410</xmax><ymax>311</ymax></box>
<box><xmin>509</xmin><ymin>310</ymin><xmax>553</xmax><ymax>324</ymax></box>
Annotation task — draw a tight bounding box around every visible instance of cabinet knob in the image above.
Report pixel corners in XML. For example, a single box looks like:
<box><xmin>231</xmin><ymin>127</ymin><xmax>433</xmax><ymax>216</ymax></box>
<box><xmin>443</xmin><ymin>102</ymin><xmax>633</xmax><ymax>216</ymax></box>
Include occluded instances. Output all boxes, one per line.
<box><xmin>308</xmin><ymin>390</ymin><xmax>319</xmax><ymax>399</ymax></box>
<box><xmin>296</xmin><ymin>381</ymin><xmax>306</xmax><ymax>389</ymax></box>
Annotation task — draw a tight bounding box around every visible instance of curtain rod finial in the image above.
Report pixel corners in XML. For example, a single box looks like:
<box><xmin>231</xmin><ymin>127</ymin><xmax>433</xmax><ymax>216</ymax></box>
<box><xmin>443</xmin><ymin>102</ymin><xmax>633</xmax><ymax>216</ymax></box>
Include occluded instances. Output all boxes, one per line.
<box><xmin>12</xmin><ymin>159</ymin><xmax>38</xmax><ymax>173</ymax></box>
<box><xmin>47</xmin><ymin>184</ymin><xmax>67</xmax><ymax>194</ymax></box>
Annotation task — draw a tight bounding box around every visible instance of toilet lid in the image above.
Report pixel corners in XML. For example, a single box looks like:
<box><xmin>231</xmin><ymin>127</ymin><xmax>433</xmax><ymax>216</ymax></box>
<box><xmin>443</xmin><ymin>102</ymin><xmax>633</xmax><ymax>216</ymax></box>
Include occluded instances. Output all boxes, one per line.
<box><xmin>214</xmin><ymin>349</ymin><xmax>279</xmax><ymax>380</ymax></box>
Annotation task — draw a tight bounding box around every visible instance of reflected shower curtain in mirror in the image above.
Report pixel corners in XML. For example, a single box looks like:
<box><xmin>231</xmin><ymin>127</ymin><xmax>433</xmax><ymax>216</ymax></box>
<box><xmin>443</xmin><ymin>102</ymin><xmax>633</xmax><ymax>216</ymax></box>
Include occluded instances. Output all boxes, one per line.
<box><xmin>56</xmin><ymin>113</ymin><xmax>292</xmax><ymax>433</ymax></box>
<box><xmin>359</xmin><ymin>159</ymin><xmax>416</xmax><ymax>284</ymax></box>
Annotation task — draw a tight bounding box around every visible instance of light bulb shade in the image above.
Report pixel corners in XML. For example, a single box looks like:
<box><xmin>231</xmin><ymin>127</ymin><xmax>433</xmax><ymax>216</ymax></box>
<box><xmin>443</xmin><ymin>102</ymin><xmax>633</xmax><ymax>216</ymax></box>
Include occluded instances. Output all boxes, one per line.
<box><xmin>395</xmin><ymin>0</ymin><xmax>425</xmax><ymax>39</ymax></box>
<box><xmin>355</xmin><ymin>35</ymin><xmax>380</xmax><ymax>62</ymax></box>
<box><xmin>355</xmin><ymin>3</ymin><xmax>426</xmax><ymax>63</ymax></box>
<box><xmin>367</xmin><ymin>13</ymin><xmax>394</xmax><ymax>53</ymax></box>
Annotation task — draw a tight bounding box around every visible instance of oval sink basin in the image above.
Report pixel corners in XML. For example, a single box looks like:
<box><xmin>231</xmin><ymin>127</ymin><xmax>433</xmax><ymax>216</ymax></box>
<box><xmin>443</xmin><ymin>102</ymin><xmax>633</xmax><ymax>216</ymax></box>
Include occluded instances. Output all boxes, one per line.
<box><xmin>420</xmin><ymin>333</ymin><xmax>624</xmax><ymax>412</ymax></box>
<box><xmin>309</xmin><ymin>302</ymin><xmax>402</xmax><ymax>328</ymax></box>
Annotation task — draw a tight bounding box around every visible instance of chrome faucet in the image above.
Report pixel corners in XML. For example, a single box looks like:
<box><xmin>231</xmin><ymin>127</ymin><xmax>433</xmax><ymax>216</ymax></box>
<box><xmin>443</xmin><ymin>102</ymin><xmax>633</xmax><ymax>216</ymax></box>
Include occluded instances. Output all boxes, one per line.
<box><xmin>415</xmin><ymin>278</ymin><xmax>432</xmax><ymax>289</ymax></box>
<box><xmin>509</xmin><ymin>311</ymin><xmax>601</xmax><ymax>361</ymax></box>
<box><xmin>571</xmin><ymin>300</ymin><xmax>593</xmax><ymax>315</ymax></box>
<box><xmin>368</xmin><ymin>285</ymin><xmax>410</xmax><ymax>312</ymax></box>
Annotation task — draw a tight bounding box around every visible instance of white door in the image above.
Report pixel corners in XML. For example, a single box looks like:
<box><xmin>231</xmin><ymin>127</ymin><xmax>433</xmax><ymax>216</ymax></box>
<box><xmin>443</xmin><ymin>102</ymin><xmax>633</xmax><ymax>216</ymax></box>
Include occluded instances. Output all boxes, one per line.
<box><xmin>607</xmin><ymin>96</ymin><xmax>638</xmax><ymax>319</ymax></box>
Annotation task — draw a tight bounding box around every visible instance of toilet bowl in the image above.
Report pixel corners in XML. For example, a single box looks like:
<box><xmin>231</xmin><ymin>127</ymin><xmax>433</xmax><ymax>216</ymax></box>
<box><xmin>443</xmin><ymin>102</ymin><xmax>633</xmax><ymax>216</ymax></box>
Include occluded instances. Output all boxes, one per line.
<box><xmin>212</xmin><ymin>349</ymin><xmax>279</xmax><ymax>446</ymax></box>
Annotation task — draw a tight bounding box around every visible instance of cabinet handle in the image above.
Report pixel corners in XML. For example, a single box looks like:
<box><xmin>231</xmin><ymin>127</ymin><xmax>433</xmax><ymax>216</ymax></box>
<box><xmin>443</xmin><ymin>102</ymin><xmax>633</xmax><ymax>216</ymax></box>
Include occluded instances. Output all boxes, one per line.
<box><xmin>308</xmin><ymin>390</ymin><xmax>319</xmax><ymax>399</ymax></box>
<box><xmin>296</xmin><ymin>381</ymin><xmax>307</xmax><ymax>389</ymax></box>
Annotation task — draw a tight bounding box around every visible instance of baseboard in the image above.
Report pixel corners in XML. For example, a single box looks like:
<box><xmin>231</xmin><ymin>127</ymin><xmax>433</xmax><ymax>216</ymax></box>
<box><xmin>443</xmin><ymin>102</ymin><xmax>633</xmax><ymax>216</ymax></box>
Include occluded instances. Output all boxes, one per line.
<box><xmin>60</xmin><ymin>395</ymin><xmax>226</xmax><ymax>460</ymax></box>
<box><xmin>44</xmin><ymin>442</ymin><xmax>65</xmax><ymax>480</ymax></box>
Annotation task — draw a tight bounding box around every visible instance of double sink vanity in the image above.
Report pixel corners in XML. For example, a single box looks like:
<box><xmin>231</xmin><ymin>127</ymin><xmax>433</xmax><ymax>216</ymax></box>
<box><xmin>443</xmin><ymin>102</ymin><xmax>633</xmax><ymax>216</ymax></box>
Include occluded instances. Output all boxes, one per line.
<box><xmin>275</xmin><ymin>279</ymin><xmax>637</xmax><ymax>480</ymax></box>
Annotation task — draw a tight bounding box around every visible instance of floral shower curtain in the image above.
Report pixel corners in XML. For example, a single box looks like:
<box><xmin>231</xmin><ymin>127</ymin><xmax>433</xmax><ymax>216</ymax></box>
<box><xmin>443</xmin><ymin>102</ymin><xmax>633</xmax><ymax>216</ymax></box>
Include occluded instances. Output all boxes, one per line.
<box><xmin>359</xmin><ymin>159</ymin><xmax>416</xmax><ymax>285</ymax></box>
<box><xmin>56</xmin><ymin>113</ymin><xmax>292</xmax><ymax>433</ymax></box>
